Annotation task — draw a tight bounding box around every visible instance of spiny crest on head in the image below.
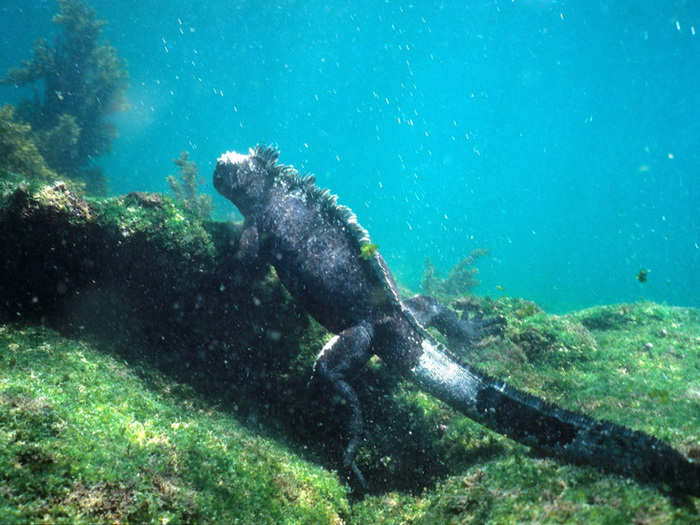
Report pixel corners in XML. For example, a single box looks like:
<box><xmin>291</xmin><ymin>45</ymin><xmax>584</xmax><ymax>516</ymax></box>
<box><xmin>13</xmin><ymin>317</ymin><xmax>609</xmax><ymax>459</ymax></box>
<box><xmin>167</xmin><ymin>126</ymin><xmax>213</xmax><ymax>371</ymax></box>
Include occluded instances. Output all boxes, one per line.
<box><xmin>252</xmin><ymin>144</ymin><xmax>280</xmax><ymax>166</ymax></box>
<box><xmin>250</xmin><ymin>144</ymin><xmax>371</xmax><ymax>245</ymax></box>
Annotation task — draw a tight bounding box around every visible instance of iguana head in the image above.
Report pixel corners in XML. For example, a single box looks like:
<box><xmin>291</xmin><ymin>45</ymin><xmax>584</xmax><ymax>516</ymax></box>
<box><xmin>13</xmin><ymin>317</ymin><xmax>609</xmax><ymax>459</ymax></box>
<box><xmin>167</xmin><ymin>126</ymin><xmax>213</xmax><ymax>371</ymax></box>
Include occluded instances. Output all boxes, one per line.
<box><xmin>214</xmin><ymin>147</ymin><xmax>277</xmax><ymax>214</ymax></box>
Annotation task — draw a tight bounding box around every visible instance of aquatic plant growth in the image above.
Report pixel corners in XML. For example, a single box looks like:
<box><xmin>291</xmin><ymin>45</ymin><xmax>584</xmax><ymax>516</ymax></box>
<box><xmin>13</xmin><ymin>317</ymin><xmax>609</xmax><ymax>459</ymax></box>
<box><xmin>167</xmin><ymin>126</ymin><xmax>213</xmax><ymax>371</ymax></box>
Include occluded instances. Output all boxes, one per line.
<box><xmin>0</xmin><ymin>325</ymin><xmax>348</xmax><ymax>524</ymax></box>
<box><xmin>0</xmin><ymin>105</ymin><xmax>58</xmax><ymax>182</ymax></box>
<box><xmin>0</xmin><ymin>299</ymin><xmax>698</xmax><ymax>522</ymax></box>
<box><xmin>167</xmin><ymin>151</ymin><xmax>213</xmax><ymax>221</ymax></box>
<box><xmin>0</xmin><ymin>181</ymin><xmax>698</xmax><ymax>521</ymax></box>
<box><xmin>1</xmin><ymin>0</ymin><xmax>128</xmax><ymax>194</ymax></box>
<box><xmin>422</xmin><ymin>249</ymin><xmax>488</xmax><ymax>302</ymax></box>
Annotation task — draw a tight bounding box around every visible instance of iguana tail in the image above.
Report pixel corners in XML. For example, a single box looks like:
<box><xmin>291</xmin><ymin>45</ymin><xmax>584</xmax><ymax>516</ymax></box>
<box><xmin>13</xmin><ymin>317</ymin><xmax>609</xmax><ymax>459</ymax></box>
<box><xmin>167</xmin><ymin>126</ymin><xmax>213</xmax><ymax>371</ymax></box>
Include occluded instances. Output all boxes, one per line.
<box><xmin>409</xmin><ymin>339</ymin><xmax>700</xmax><ymax>496</ymax></box>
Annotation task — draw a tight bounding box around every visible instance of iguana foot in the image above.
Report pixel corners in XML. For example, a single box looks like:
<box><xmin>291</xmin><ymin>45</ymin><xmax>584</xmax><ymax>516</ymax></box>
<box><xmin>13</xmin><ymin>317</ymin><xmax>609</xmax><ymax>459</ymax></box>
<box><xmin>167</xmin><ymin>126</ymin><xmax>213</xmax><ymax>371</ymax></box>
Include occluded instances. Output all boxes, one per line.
<box><xmin>404</xmin><ymin>295</ymin><xmax>505</xmax><ymax>348</ymax></box>
<box><xmin>310</xmin><ymin>321</ymin><xmax>373</xmax><ymax>490</ymax></box>
<box><xmin>458</xmin><ymin>309</ymin><xmax>506</xmax><ymax>343</ymax></box>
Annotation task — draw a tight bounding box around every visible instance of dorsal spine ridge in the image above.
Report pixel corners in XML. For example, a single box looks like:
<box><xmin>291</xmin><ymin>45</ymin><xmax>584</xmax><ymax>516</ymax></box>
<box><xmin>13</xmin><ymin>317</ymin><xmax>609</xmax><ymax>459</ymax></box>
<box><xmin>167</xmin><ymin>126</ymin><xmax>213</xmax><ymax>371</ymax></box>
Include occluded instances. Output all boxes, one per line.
<box><xmin>252</xmin><ymin>144</ymin><xmax>373</xmax><ymax>247</ymax></box>
<box><xmin>251</xmin><ymin>145</ymin><xmax>427</xmax><ymax>336</ymax></box>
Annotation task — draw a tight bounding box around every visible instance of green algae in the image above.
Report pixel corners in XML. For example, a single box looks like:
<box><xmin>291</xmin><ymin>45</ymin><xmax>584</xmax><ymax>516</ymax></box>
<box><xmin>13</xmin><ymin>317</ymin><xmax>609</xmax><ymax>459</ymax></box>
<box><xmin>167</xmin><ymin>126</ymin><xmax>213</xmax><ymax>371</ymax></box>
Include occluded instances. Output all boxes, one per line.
<box><xmin>1</xmin><ymin>0</ymin><xmax>128</xmax><ymax>193</ymax></box>
<box><xmin>0</xmin><ymin>105</ymin><xmax>59</xmax><ymax>184</ymax></box>
<box><xmin>0</xmin><ymin>181</ymin><xmax>697</xmax><ymax>522</ymax></box>
<box><xmin>349</xmin><ymin>302</ymin><xmax>699</xmax><ymax>524</ymax></box>
<box><xmin>0</xmin><ymin>324</ymin><xmax>348</xmax><ymax>524</ymax></box>
<box><xmin>167</xmin><ymin>151</ymin><xmax>213</xmax><ymax>221</ymax></box>
<box><xmin>360</xmin><ymin>242</ymin><xmax>380</xmax><ymax>260</ymax></box>
<box><xmin>1</xmin><ymin>301</ymin><xmax>696</xmax><ymax>523</ymax></box>
<box><xmin>421</xmin><ymin>249</ymin><xmax>488</xmax><ymax>302</ymax></box>
<box><xmin>94</xmin><ymin>191</ymin><xmax>217</xmax><ymax>263</ymax></box>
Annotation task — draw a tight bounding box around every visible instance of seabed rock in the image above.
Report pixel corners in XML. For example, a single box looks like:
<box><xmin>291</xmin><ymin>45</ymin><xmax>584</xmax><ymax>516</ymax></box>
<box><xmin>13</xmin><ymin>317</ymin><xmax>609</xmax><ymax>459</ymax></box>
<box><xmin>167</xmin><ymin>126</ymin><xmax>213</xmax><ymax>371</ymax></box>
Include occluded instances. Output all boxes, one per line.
<box><xmin>0</xmin><ymin>181</ymin><xmax>697</xmax><ymax>522</ymax></box>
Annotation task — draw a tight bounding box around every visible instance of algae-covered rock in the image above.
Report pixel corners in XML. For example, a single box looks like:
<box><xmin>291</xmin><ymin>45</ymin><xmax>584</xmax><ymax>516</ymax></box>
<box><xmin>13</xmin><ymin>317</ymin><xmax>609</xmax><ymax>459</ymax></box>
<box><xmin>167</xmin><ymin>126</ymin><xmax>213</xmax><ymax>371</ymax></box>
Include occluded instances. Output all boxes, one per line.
<box><xmin>575</xmin><ymin>302</ymin><xmax>672</xmax><ymax>331</ymax></box>
<box><xmin>0</xmin><ymin>324</ymin><xmax>349</xmax><ymax>524</ymax></box>
<box><xmin>0</xmin><ymin>181</ymin><xmax>697</xmax><ymax>522</ymax></box>
<box><xmin>577</xmin><ymin>303</ymin><xmax>638</xmax><ymax>330</ymax></box>
<box><xmin>510</xmin><ymin>313</ymin><xmax>597</xmax><ymax>367</ymax></box>
<box><xmin>2</xmin><ymin>319</ymin><xmax>697</xmax><ymax>523</ymax></box>
<box><xmin>440</xmin><ymin>296</ymin><xmax>596</xmax><ymax>373</ymax></box>
<box><xmin>0</xmin><ymin>181</ymin><xmax>218</xmax><ymax>323</ymax></box>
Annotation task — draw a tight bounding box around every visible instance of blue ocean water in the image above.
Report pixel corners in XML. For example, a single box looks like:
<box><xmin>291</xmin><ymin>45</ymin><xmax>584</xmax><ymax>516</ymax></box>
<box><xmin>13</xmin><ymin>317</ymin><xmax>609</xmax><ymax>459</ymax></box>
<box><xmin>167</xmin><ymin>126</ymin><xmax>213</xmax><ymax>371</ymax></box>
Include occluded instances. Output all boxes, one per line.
<box><xmin>1</xmin><ymin>1</ymin><xmax>698</xmax><ymax>313</ymax></box>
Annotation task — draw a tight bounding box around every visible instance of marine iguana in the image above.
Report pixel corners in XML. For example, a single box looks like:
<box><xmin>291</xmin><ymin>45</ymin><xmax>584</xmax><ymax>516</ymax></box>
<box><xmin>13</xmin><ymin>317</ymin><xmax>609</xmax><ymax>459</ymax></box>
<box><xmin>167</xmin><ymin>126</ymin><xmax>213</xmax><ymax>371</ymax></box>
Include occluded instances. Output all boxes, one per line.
<box><xmin>213</xmin><ymin>145</ymin><xmax>699</xmax><ymax>495</ymax></box>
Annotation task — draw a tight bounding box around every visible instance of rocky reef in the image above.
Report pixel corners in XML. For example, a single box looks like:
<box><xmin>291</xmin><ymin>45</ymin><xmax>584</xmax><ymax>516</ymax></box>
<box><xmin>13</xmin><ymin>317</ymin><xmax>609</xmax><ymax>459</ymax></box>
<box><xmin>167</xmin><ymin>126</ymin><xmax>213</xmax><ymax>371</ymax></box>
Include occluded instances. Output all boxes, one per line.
<box><xmin>0</xmin><ymin>180</ymin><xmax>697</xmax><ymax>522</ymax></box>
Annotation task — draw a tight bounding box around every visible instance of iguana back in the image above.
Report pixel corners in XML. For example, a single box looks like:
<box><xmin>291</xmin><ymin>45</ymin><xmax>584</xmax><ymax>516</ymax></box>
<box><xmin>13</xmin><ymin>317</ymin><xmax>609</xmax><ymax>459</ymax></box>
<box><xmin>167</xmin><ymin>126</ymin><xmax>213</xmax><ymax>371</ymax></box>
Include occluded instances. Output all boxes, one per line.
<box><xmin>214</xmin><ymin>146</ymin><xmax>405</xmax><ymax>333</ymax></box>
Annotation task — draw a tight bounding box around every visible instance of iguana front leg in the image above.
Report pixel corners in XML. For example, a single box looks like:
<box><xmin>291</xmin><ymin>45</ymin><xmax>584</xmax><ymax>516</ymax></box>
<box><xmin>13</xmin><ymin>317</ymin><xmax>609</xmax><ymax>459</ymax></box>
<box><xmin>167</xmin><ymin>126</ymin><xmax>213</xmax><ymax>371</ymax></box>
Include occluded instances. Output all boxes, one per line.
<box><xmin>236</xmin><ymin>222</ymin><xmax>260</xmax><ymax>263</ymax></box>
<box><xmin>310</xmin><ymin>321</ymin><xmax>374</xmax><ymax>489</ymax></box>
<box><xmin>404</xmin><ymin>295</ymin><xmax>505</xmax><ymax>349</ymax></box>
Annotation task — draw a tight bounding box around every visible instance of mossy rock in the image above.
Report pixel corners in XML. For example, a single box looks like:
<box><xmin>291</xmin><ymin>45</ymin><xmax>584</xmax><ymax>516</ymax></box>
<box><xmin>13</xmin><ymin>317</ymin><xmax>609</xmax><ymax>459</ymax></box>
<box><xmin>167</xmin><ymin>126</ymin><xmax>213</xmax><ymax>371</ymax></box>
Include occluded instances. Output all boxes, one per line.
<box><xmin>0</xmin><ymin>324</ymin><xmax>350</xmax><ymax>524</ymax></box>
<box><xmin>576</xmin><ymin>304</ymin><xmax>638</xmax><ymax>330</ymax></box>
<box><xmin>449</xmin><ymin>296</ymin><xmax>543</xmax><ymax>330</ymax></box>
<box><xmin>510</xmin><ymin>313</ymin><xmax>597</xmax><ymax>366</ymax></box>
<box><xmin>0</xmin><ymin>181</ymin><xmax>698</xmax><ymax>520</ymax></box>
<box><xmin>575</xmin><ymin>302</ymin><xmax>671</xmax><ymax>331</ymax></box>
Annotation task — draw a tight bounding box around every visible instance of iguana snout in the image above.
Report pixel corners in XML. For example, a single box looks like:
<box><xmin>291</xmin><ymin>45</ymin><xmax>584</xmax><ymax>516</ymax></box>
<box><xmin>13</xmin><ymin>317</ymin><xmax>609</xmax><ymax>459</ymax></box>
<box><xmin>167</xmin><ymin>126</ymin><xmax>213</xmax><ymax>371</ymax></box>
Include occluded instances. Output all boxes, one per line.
<box><xmin>214</xmin><ymin>148</ymin><xmax>273</xmax><ymax>213</ymax></box>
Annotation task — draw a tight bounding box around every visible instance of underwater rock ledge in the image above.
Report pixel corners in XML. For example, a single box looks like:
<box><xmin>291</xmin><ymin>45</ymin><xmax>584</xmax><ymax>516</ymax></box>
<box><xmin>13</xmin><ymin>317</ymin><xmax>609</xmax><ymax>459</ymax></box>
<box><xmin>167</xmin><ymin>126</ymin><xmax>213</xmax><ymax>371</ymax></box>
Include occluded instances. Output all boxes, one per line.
<box><xmin>0</xmin><ymin>180</ymin><xmax>319</xmax><ymax>414</ymax></box>
<box><xmin>0</xmin><ymin>180</ymin><xmax>316</xmax><ymax>400</ymax></box>
<box><xmin>1</xmin><ymin>181</ymin><xmax>238</xmax><ymax>325</ymax></box>
<box><xmin>0</xmin><ymin>181</ymin><xmax>698</xmax><ymax>521</ymax></box>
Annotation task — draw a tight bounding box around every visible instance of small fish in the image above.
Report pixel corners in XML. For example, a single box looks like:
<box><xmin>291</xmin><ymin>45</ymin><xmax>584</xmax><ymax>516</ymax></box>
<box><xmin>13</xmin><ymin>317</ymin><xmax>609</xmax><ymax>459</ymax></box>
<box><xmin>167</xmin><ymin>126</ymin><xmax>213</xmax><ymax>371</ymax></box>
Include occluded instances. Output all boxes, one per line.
<box><xmin>495</xmin><ymin>285</ymin><xmax>505</xmax><ymax>291</ymax></box>
<box><xmin>360</xmin><ymin>243</ymin><xmax>379</xmax><ymax>259</ymax></box>
<box><xmin>636</xmin><ymin>268</ymin><xmax>648</xmax><ymax>283</ymax></box>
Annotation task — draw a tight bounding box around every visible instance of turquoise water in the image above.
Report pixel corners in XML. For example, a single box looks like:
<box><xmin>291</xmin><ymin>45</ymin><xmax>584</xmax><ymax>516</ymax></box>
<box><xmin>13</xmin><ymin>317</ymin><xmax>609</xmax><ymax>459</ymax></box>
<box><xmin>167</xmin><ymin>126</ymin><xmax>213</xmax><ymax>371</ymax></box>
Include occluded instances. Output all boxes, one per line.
<box><xmin>2</xmin><ymin>1</ymin><xmax>698</xmax><ymax>312</ymax></box>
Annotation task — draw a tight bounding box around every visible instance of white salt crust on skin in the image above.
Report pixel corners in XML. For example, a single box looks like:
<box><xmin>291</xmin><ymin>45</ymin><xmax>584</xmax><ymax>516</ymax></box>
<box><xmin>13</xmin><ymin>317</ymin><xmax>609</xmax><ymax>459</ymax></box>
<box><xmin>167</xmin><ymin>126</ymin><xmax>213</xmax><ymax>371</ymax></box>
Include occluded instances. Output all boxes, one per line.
<box><xmin>217</xmin><ymin>150</ymin><xmax>250</xmax><ymax>165</ymax></box>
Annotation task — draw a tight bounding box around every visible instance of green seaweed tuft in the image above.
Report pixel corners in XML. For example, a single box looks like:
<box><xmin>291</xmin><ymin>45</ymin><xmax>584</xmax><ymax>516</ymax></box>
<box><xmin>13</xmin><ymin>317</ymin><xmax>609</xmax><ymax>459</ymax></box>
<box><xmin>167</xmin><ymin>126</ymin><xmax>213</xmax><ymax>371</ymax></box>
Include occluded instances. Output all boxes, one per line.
<box><xmin>1</xmin><ymin>0</ymin><xmax>129</xmax><ymax>194</ymax></box>
<box><xmin>167</xmin><ymin>151</ymin><xmax>213</xmax><ymax>221</ymax></box>
<box><xmin>360</xmin><ymin>242</ymin><xmax>379</xmax><ymax>259</ymax></box>
<box><xmin>0</xmin><ymin>105</ymin><xmax>58</xmax><ymax>183</ymax></box>
<box><xmin>422</xmin><ymin>249</ymin><xmax>488</xmax><ymax>302</ymax></box>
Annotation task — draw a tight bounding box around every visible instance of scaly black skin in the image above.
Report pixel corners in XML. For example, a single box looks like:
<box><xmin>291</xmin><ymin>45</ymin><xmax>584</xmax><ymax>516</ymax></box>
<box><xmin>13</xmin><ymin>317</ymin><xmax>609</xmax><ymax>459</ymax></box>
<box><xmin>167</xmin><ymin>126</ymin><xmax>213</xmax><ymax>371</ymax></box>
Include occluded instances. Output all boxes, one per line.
<box><xmin>214</xmin><ymin>146</ymin><xmax>699</xmax><ymax>496</ymax></box>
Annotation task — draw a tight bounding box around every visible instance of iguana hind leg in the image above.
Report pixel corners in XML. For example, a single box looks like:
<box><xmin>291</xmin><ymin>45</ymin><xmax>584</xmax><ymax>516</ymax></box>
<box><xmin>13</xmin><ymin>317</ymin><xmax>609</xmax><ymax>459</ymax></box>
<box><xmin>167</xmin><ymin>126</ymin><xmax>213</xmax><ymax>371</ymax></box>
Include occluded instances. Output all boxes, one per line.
<box><xmin>310</xmin><ymin>321</ymin><xmax>374</xmax><ymax>489</ymax></box>
<box><xmin>404</xmin><ymin>295</ymin><xmax>505</xmax><ymax>348</ymax></box>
